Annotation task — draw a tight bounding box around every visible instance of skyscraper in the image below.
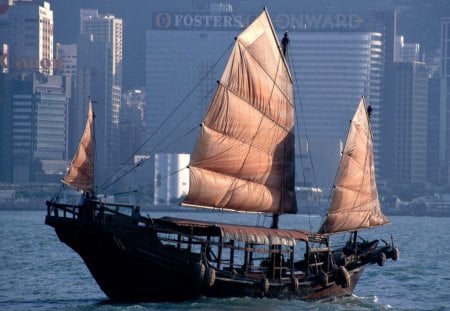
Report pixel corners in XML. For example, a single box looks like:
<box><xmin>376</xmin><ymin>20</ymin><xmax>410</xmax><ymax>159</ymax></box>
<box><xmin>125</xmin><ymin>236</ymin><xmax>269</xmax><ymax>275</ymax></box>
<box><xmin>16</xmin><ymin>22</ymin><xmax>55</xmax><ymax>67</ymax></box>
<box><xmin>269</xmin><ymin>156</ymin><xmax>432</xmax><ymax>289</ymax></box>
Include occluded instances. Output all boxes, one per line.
<box><xmin>392</xmin><ymin>62</ymin><xmax>428</xmax><ymax>185</ymax></box>
<box><xmin>428</xmin><ymin>76</ymin><xmax>441</xmax><ymax>186</ymax></box>
<box><xmin>120</xmin><ymin>89</ymin><xmax>146</xmax><ymax>164</ymax></box>
<box><xmin>75</xmin><ymin>9</ymin><xmax>123</xmax><ymax>185</ymax></box>
<box><xmin>145</xmin><ymin>28</ymin><xmax>229</xmax><ymax>154</ymax></box>
<box><xmin>145</xmin><ymin>7</ymin><xmax>388</xmax><ymax>189</ymax></box>
<box><xmin>0</xmin><ymin>67</ymin><xmax>13</xmax><ymax>181</ymax></box>
<box><xmin>395</xmin><ymin>35</ymin><xmax>421</xmax><ymax>62</ymax></box>
<box><xmin>368</xmin><ymin>10</ymin><xmax>397</xmax><ymax>184</ymax></box>
<box><xmin>289</xmin><ymin>31</ymin><xmax>384</xmax><ymax>188</ymax></box>
<box><xmin>1</xmin><ymin>0</ymin><xmax>66</xmax><ymax>183</ymax></box>
<box><xmin>80</xmin><ymin>9</ymin><xmax>122</xmax><ymax>87</ymax></box>
<box><xmin>8</xmin><ymin>0</ymin><xmax>54</xmax><ymax>75</ymax></box>
<box><xmin>440</xmin><ymin>17</ymin><xmax>450</xmax><ymax>185</ymax></box>
<box><xmin>33</xmin><ymin>75</ymin><xmax>68</xmax><ymax>162</ymax></box>
<box><xmin>10</xmin><ymin>77</ymin><xmax>34</xmax><ymax>182</ymax></box>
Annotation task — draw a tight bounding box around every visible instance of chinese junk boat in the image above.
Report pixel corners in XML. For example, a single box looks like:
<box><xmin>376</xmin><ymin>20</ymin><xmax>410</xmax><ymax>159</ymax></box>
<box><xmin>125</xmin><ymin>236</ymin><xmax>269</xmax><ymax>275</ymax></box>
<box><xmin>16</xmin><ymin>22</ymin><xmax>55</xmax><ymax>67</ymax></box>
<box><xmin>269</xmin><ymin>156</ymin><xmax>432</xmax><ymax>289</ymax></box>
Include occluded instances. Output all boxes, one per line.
<box><xmin>46</xmin><ymin>9</ymin><xmax>399</xmax><ymax>302</ymax></box>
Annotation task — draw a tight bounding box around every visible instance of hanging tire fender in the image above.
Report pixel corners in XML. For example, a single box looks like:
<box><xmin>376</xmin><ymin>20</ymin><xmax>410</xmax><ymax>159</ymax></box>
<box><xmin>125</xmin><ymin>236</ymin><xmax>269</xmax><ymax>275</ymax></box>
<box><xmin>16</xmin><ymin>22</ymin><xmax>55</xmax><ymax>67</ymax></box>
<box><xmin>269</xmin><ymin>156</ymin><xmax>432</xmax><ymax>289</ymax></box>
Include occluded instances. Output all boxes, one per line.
<box><xmin>318</xmin><ymin>271</ymin><xmax>328</xmax><ymax>287</ymax></box>
<box><xmin>203</xmin><ymin>266</ymin><xmax>216</xmax><ymax>287</ymax></box>
<box><xmin>377</xmin><ymin>251</ymin><xmax>386</xmax><ymax>266</ymax></box>
<box><xmin>291</xmin><ymin>277</ymin><xmax>299</xmax><ymax>291</ymax></box>
<box><xmin>192</xmin><ymin>262</ymin><xmax>205</xmax><ymax>286</ymax></box>
<box><xmin>260</xmin><ymin>278</ymin><xmax>270</xmax><ymax>294</ymax></box>
<box><xmin>390</xmin><ymin>247</ymin><xmax>400</xmax><ymax>261</ymax></box>
<box><xmin>335</xmin><ymin>266</ymin><xmax>351</xmax><ymax>288</ymax></box>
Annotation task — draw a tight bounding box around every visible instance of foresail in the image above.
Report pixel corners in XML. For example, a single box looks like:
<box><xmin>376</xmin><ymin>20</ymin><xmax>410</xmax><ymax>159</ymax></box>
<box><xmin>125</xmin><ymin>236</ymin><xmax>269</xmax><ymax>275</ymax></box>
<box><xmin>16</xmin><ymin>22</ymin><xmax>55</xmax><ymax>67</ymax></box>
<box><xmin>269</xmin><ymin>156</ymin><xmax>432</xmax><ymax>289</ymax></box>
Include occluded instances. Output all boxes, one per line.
<box><xmin>182</xmin><ymin>10</ymin><xmax>297</xmax><ymax>214</ymax></box>
<box><xmin>318</xmin><ymin>98</ymin><xmax>389</xmax><ymax>234</ymax></box>
<box><xmin>62</xmin><ymin>100</ymin><xmax>95</xmax><ymax>193</ymax></box>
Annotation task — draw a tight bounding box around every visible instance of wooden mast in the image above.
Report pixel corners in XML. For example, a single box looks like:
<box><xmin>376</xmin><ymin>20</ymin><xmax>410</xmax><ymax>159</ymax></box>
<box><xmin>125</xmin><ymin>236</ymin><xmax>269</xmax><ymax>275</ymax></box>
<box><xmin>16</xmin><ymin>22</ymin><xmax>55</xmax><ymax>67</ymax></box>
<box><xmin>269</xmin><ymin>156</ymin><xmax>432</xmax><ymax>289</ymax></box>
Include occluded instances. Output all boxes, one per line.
<box><xmin>272</xmin><ymin>31</ymin><xmax>290</xmax><ymax>229</ymax></box>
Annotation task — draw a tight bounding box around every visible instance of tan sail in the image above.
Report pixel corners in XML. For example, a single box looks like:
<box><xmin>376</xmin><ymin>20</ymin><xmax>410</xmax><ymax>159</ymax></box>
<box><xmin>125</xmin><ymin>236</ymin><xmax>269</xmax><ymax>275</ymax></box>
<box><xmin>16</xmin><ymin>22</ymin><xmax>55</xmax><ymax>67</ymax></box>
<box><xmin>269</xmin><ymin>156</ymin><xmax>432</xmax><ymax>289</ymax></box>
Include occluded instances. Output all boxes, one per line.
<box><xmin>319</xmin><ymin>97</ymin><xmax>390</xmax><ymax>234</ymax></box>
<box><xmin>62</xmin><ymin>99</ymin><xmax>95</xmax><ymax>193</ymax></box>
<box><xmin>182</xmin><ymin>10</ymin><xmax>297</xmax><ymax>214</ymax></box>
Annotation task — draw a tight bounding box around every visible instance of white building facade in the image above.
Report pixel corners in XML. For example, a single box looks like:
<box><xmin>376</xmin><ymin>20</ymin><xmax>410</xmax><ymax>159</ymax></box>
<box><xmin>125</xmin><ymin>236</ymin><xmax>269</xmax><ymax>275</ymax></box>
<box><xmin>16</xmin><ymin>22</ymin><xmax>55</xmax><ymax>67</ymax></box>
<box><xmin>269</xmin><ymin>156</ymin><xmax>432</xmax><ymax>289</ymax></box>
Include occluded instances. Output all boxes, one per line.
<box><xmin>154</xmin><ymin>153</ymin><xmax>190</xmax><ymax>206</ymax></box>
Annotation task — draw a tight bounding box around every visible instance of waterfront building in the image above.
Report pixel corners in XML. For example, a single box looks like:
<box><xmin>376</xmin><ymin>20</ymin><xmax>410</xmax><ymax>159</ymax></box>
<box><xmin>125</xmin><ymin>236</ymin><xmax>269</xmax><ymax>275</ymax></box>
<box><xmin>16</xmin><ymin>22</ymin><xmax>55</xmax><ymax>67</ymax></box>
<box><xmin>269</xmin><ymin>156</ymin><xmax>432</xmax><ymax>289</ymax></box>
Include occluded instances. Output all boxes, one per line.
<box><xmin>145</xmin><ymin>25</ymin><xmax>230</xmax><ymax>154</ymax></box>
<box><xmin>75</xmin><ymin>9</ymin><xmax>123</xmax><ymax>184</ymax></box>
<box><xmin>8</xmin><ymin>0</ymin><xmax>54</xmax><ymax>75</ymax></box>
<box><xmin>0</xmin><ymin>69</ymin><xmax>13</xmax><ymax>181</ymax></box>
<box><xmin>428</xmin><ymin>76</ymin><xmax>441</xmax><ymax>186</ymax></box>
<box><xmin>289</xmin><ymin>31</ymin><xmax>384</xmax><ymax>187</ymax></box>
<box><xmin>153</xmin><ymin>153</ymin><xmax>190</xmax><ymax>206</ymax></box>
<box><xmin>0</xmin><ymin>0</ymin><xmax>60</xmax><ymax>182</ymax></box>
<box><xmin>145</xmin><ymin>8</ymin><xmax>389</xmax><ymax>189</ymax></box>
<box><xmin>55</xmin><ymin>43</ymin><xmax>76</xmax><ymax>155</ymax></box>
<box><xmin>80</xmin><ymin>9</ymin><xmax>122</xmax><ymax>87</ymax></box>
<box><xmin>392</xmin><ymin>62</ymin><xmax>428</xmax><ymax>185</ymax></box>
<box><xmin>440</xmin><ymin>17</ymin><xmax>450</xmax><ymax>185</ymax></box>
<box><xmin>10</xmin><ymin>77</ymin><xmax>34</xmax><ymax>182</ymax></box>
<box><xmin>55</xmin><ymin>43</ymin><xmax>76</xmax><ymax>80</ymax></box>
<box><xmin>33</xmin><ymin>75</ymin><xmax>68</xmax><ymax>161</ymax></box>
<box><xmin>120</xmin><ymin>89</ymin><xmax>146</xmax><ymax>164</ymax></box>
<box><xmin>395</xmin><ymin>35</ymin><xmax>421</xmax><ymax>62</ymax></box>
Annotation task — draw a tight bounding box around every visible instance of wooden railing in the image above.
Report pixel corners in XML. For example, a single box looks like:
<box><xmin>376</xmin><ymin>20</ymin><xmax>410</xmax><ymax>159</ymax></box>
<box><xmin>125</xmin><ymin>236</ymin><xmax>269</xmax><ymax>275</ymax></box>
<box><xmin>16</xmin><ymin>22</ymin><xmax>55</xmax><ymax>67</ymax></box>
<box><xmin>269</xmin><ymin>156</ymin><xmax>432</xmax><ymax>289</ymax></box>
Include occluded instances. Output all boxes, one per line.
<box><xmin>45</xmin><ymin>200</ymin><xmax>146</xmax><ymax>226</ymax></box>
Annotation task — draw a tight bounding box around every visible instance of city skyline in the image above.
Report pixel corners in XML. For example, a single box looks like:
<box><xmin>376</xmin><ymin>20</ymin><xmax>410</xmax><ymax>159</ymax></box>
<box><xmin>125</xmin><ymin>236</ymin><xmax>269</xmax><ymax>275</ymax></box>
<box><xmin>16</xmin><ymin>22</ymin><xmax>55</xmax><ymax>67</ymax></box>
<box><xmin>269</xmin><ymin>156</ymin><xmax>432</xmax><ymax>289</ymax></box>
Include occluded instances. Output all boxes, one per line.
<box><xmin>1</xmin><ymin>0</ymin><xmax>450</xmax><ymax>205</ymax></box>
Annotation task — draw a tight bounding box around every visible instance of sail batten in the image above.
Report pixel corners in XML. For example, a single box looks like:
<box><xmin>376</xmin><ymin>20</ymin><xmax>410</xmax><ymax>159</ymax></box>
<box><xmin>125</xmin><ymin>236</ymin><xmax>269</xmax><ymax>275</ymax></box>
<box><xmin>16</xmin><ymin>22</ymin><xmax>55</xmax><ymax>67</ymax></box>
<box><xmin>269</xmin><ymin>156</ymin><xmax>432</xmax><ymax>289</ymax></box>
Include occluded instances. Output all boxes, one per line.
<box><xmin>182</xmin><ymin>10</ymin><xmax>297</xmax><ymax>214</ymax></box>
<box><xmin>319</xmin><ymin>98</ymin><xmax>389</xmax><ymax>234</ymax></box>
<box><xmin>62</xmin><ymin>99</ymin><xmax>95</xmax><ymax>193</ymax></box>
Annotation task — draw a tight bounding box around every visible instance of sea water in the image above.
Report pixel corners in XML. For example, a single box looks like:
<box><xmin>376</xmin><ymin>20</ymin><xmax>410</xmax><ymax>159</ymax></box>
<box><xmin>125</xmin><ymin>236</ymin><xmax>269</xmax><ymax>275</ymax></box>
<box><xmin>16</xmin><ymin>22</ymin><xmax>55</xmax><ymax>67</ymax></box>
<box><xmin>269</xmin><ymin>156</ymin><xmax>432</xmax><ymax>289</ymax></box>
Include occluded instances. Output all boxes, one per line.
<box><xmin>1</xmin><ymin>210</ymin><xmax>449</xmax><ymax>310</ymax></box>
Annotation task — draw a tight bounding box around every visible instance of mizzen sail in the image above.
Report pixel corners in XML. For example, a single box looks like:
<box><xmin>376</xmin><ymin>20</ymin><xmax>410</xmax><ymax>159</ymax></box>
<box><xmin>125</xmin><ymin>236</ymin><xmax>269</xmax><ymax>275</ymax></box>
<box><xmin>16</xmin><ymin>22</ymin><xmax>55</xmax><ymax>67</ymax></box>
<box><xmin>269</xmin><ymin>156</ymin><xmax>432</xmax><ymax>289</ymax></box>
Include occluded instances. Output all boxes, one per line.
<box><xmin>182</xmin><ymin>10</ymin><xmax>297</xmax><ymax>214</ymax></box>
<box><xmin>319</xmin><ymin>98</ymin><xmax>390</xmax><ymax>234</ymax></box>
<box><xmin>62</xmin><ymin>99</ymin><xmax>95</xmax><ymax>193</ymax></box>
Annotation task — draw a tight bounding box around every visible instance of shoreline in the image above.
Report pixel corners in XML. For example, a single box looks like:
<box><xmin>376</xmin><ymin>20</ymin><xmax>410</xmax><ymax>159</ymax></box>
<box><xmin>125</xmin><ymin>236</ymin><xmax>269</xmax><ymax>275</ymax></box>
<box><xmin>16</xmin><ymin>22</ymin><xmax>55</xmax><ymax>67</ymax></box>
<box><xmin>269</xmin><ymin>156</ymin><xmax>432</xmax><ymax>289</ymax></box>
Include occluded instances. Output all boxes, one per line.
<box><xmin>1</xmin><ymin>203</ymin><xmax>449</xmax><ymax>217</ymax></box>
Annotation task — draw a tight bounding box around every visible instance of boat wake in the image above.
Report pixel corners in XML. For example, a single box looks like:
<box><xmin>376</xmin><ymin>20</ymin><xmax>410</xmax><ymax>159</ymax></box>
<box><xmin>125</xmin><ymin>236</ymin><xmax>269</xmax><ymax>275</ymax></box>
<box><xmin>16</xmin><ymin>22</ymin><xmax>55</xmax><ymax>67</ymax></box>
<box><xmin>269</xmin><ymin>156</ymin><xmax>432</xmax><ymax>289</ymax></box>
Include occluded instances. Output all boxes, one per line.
<box><xmin>324</xmin><ymin>294</ymin><xmax>392</xmax><ymax>310</ymax></box>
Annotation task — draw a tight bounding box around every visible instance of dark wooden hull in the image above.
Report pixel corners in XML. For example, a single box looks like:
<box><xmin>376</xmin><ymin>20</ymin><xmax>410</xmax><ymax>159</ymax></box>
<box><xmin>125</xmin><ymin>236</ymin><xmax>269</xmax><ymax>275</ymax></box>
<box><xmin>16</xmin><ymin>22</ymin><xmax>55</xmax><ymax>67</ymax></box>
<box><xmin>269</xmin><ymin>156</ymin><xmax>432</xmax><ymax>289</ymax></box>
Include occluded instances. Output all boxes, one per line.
<box><xmin>45</xmin><ymin>214</ymin><xmax>368</xmax><ymax>302</ymax></box>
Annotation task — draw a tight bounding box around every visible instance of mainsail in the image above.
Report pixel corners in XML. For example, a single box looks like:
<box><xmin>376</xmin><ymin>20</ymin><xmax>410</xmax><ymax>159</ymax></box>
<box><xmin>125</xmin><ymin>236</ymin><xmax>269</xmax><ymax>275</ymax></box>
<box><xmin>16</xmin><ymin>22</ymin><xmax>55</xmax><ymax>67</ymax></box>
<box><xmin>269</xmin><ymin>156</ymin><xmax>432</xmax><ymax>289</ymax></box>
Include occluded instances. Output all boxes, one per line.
<box><xmin>182</xmin><ymin>10</ymin><xmax>297</xmax><ymax>214</ymax></box>
<box><xmin>62</xmin><ymin>99</ymin><xmax>95</xmax><ymax>193</ymax></box>
<box><xmin>319</xmin><ymin>98</ymin><xmax>390</xmax><ymax>234</ymax></box>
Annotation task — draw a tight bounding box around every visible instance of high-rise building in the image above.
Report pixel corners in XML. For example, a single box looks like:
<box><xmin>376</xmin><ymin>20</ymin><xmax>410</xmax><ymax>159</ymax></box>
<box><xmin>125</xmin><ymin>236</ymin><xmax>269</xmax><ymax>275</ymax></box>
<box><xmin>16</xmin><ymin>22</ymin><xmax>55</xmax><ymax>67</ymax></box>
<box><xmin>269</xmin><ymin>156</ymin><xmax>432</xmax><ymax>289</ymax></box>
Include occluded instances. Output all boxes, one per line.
<box><xmin>33</xmin><ymin>75</ymin><xmax>68</xmax><ymax>161</ymax></box>
<box><xmin>8</xmin><ymin>0</ymin><xmax>54</xmax><ymax>75</ymax></box>
<box><xmin>75</xmin><ymin>9</ymin><xmax>123</xmax><ymax>185</ymax></box>
<box><xmin>56</xmin><ymin>43</ymin><xmax>76</xmax><ymax>156</ymax></box>
<box><xmin>368</xmin><ymin>10</ymin><xmax>397</xmax><ymax>184</ymax></box>
<box><xmin>120</xmin><ymin>89</ymin><xmax>146</xmax><ymax>164</ymax></box>
<box><xmin>392</xmin><ymin>62</ymin><xmax>428</xmax><ymax>185</ymax></box>
<box><xmin>55</xmin><ymin>43</ymin><xmax>76</xmax><ymax>80</ymax></box>
<box><xmin>440</xmin><ymin>17</ymin><xmax>450</xmax><ymax>185</ymax></box>
<box><xmin>0</xmin><ymin>67</ymin><xmax>13</xmax><ymax>181</ymax></box>
<box><xmin>10</xmin><ymin>76</ymin><xmax>34</xmax><ymax>182</ymax></box>
<box><xmin>289</xmin><ymin>31</ymin><xmax>384</xmax><ymax>188</ymax></box>
<box><xmin>80</xmin><ymin>9</ymin><xmax>122</xmax><ymax>87</ymax></box>
<box><xmin>428</xmin><ymin>76</ymin><xmax>441</xmax><ymax>186</ymax></box>
<box><xmin>0</xmin><ymin>1</ymin><xmax>68</xmax><ymax>183</ymax></box>
<box><xmin>145</xmin><ymin>7</ymin><xmax>389</xmax><ymax>189</ymax></box>
<box><xmin>145</xmin><ymin>29</ymin><xmax>229</xmax><ymax>154</ymax></box>
<box><xmin>395</xmin><ymin>35</ymin><xmax>421</xmax><ymax>62</ymax></box>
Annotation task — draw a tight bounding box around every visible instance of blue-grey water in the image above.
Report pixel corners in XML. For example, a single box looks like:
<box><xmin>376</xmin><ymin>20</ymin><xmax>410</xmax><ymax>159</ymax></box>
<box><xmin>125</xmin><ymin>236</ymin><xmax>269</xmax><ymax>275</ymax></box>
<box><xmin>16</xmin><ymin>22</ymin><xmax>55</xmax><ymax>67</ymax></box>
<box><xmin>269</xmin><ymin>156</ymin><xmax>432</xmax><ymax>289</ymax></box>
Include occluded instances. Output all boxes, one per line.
<box><xmin>1</xmin><ymin>210</ymin><xmax>450</xmax><ymax>310</ymax></box>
